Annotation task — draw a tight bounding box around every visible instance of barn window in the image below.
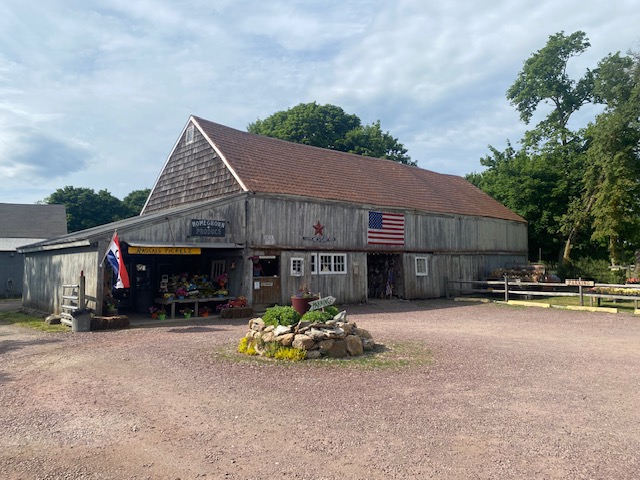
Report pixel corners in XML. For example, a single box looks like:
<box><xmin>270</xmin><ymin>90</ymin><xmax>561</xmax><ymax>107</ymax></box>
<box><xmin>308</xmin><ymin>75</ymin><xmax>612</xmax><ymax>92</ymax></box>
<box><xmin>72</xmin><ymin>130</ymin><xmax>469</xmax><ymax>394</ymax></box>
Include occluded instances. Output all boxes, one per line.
<box><xmin>311</xmin><ymin>253</ymin><xmax>347</xmax><ymax>275</ymax></box>
<box><xmin>290</xmin><ymin>258</ymin><xmax>304</xmax><ymax>277</ymax></box>
<box><xmin>415</xmin><ymin>256</ymin><xmax>429</xmax><ymax>276</ymax></box>
<box><xmin>185</xmin><ymin>125</ymin><xmax>195</xmax><ymax>144</ymax></box>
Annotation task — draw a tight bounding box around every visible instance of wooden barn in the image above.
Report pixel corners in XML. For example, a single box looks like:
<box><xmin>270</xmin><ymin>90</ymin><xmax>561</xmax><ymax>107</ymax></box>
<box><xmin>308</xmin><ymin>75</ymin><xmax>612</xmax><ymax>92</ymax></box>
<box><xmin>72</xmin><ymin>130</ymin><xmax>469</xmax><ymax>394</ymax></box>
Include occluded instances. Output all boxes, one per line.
<box><xmin>20</xmin><ymin>115</ymin><xmax>527</xmax><ymax>316</ymax></box>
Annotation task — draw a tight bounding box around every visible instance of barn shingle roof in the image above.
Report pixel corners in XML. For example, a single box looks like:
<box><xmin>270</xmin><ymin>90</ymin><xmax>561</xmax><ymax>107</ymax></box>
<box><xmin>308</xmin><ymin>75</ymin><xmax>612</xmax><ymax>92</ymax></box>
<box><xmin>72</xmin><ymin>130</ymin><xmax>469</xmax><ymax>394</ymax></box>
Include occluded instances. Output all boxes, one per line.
<box><xmin>193</xmin><ymin>116</ymin><xmax>525</xmax><ymax>223</ymax></box>
<box><xmin>0</xmin><ymin>203</ymin><xmax>67</xmax><ymax>238</ymax></box>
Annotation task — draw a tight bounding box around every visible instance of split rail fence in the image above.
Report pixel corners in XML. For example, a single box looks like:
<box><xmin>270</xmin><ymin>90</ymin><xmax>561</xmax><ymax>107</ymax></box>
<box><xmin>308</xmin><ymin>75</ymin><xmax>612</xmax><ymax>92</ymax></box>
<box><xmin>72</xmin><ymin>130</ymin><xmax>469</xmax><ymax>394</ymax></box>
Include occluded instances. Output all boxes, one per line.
<box><xmin>447</xmin><ymin>277</ymin><xmax>640</xmax><ymax>308</ymax></box>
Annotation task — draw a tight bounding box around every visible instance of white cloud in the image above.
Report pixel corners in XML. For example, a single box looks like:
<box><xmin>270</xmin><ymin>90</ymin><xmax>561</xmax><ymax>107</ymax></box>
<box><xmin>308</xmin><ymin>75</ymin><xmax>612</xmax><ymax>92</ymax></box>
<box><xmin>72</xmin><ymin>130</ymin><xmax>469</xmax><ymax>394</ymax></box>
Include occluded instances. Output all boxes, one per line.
<box><xmin>0</xmin><ymin>0</ymin><xmax>638</xmax><ymax>204</ymax></box>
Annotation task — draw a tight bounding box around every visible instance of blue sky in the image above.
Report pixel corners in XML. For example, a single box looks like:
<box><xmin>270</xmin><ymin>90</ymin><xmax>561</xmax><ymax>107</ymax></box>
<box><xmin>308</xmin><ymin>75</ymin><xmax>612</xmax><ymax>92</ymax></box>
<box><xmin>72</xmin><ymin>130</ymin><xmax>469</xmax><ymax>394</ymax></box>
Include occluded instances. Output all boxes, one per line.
<box><xmin>1</xmin><ymin>0</ymin><xmax>638</xmax><ymax>204</ymax></box>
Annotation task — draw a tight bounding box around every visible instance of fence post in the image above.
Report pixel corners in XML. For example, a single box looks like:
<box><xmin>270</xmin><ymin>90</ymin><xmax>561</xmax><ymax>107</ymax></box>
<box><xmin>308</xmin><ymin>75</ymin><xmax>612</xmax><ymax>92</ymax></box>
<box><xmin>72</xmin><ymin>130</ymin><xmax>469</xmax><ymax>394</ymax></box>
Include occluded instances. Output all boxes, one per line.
<box><xmin>578</xmin><ymin>277</ymin><xmax>584</xmax><ymax>306</ymax></box>
<box><xmin>504</xmin><ymin>274</ymin><xmax>509</xmax><ymax>302</ymax></box>
<box><xmin>79</xmin><ymin>271</ymin><xmax>86</xmax><ymax>309</ymax></box>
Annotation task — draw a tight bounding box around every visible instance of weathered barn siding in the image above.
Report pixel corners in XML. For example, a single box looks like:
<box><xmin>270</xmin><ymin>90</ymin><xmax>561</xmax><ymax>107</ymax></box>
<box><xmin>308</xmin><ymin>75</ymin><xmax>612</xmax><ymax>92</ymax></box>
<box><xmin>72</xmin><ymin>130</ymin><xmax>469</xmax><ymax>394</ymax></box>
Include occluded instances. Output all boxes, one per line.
<box><xmin>247</xmin><ymin>194</ymin><xmax>527</xmax><ymax>254</ymax></box>
<box><xmin>23</xmin><ymin>248</ymin><xmax>99</xmax><ymax>313</ymax></box>
<box><xmin>247</xmin><ymin>194</ymin><xmax>527</xmax><ymax>301</ymax></box>
<box><xmin>279</xmin><ymin>250</ymin><xmax>368</xmax><ymax>305</ymax></box>
<box><xmin>143</xmin><ymin>123</ymin><xmax>244</xmax><ymax>214</ymax></box>
<box><xmin>126</xmin><ymin>196</ymin><xmax>247</xmax><ymax>246</ymax></box>
<box><xmin>0</xmin><ymin>252</ymin><xmax>24</xmax><ymax>296</ymax></box>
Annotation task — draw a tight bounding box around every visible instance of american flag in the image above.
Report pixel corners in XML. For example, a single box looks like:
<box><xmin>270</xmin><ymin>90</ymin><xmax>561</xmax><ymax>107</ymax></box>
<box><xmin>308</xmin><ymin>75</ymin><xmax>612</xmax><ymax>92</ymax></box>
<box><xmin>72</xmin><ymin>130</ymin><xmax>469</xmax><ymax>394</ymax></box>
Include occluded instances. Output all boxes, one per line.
<box><xmin>367</xmin><ymin>211</ymin><xmax>405</xmax><ymax>245</ymax></box>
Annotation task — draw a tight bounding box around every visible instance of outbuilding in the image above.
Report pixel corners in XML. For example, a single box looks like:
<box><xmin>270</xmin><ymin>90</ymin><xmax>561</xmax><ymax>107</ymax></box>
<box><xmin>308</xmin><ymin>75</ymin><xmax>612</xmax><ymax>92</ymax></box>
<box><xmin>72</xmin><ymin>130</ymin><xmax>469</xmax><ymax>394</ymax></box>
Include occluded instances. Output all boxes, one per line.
<box><xmin>20</xmin><ymin>115</ymin><xmax>527</xmax><ymax>316</ymax></box>
<box><xmin>1</xmin><ymin>203</ymin><xmax>67</xmax><ymax>298</ymax></box>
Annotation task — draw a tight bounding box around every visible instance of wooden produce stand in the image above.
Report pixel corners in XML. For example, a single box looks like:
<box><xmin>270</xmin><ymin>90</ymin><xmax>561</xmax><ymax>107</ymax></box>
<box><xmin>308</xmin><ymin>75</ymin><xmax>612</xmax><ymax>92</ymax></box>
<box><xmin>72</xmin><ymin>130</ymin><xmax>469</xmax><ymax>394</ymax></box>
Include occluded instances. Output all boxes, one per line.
<box><xmin>155</xmin><ymin>296</ymin><xmax>235</xmax><ymax>319</ymax></box>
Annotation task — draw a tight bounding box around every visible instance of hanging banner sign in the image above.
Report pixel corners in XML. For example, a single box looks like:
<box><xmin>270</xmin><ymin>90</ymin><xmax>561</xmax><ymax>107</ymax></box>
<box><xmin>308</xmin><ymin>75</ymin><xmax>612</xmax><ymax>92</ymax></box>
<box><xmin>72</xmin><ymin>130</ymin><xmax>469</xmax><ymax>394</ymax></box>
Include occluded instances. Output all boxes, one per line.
<box><xmin>128</xmin><ymin>246</ymin><xmax>201</xmax><ymax>255</ymax></box>
<box><xmin>191</xmin><ymin>219</ymin><xmax>226</xmax><ymax>237</ymax></box>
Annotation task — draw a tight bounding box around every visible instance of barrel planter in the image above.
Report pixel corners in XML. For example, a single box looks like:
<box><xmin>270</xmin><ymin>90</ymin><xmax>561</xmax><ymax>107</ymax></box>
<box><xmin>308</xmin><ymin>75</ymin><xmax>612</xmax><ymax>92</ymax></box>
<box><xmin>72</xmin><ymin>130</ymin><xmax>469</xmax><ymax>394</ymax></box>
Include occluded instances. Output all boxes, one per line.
<box><xmin>291</xmin><ymin>296</ymin><xmax>319</xmax><ymax>316</ymax></box>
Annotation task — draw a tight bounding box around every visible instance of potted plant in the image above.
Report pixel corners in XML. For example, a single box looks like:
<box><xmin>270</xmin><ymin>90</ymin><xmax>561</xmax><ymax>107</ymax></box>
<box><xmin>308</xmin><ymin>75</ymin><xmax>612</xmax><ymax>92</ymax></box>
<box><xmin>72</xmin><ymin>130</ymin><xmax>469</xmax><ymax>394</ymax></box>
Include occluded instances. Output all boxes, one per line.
<box><xmin>214</xmin><ymin>289</ymin><xmax>228</xmax><ymax>298</ymax></box>
<box><xmin>199</xmin><ymin>306</ymin><xmax>211</xmax><ymax>317</ymax></box>
<box><xmin>149</xmin><ymin>306</ymin><xmax>159</xmax><ymax>319</ymax></box>
<box><xmin>216</xmin><ymin>273</ymin><xmax>229</xmax><ymax>288</ymax></box>
<box><xmin>105</xmin><ymin>298</ymin><xmax>118</xmax><ymax>316</ymax></box>
<box><xmin>157</xmin><ymin>307</ymin><xmax>167</xmax><ymax>320</ymax></box>
<box><xmin>291</xmin><ymin>285</ymin><xmax>319</xmax><ymax>315</ymax></box>
<box><xmin>175</xmin><ymin>287</ymin><xmax>188</xmax><ymax>299</ymax></box>
<box><xmin>180</xmin><ymin>307</ymin><xmax>194</xmax><ymax>318</ymax></box>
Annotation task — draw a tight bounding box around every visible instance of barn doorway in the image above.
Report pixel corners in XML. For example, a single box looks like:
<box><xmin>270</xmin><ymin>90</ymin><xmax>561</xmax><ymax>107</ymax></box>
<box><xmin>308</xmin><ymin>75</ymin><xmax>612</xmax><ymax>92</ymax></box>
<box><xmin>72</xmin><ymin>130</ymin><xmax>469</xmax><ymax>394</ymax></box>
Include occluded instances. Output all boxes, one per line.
<box><xmin>367</xmin><ymin>253</ymin><xmax>403</xmax><ymax>299</ymax></box>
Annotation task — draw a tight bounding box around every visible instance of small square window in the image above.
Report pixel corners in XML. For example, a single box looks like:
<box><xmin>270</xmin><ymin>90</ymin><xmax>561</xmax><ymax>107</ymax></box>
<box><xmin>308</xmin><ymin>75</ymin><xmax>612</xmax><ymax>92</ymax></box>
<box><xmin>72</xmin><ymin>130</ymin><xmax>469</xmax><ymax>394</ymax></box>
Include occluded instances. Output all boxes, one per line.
<box><xmin>416</xmin><ymin>257</ymin><xmax>429</xmax><ymax>276</ymax></box>
<box><xmin>290</xmin><ymin>258</ymin><xmax>304</xmax><ymax>277</ymax></box>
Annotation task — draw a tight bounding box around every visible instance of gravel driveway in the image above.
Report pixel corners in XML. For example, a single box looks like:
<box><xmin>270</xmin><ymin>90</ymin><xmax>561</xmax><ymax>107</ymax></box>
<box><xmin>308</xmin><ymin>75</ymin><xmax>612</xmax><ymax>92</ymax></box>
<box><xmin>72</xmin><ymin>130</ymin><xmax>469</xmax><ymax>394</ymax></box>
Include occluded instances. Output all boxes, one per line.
<box><xmin>1</xmin><ymin>299</ymin><xmax>639</xmax><ymax>479</ymax></box>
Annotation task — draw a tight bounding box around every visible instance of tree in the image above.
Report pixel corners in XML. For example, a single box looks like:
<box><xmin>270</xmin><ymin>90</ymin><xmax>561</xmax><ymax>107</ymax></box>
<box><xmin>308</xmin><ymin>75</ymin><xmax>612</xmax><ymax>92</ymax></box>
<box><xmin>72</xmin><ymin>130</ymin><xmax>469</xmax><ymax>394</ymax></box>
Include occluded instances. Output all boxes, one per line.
<box><xmin>505</xmin><ymin>31</ymin><xmax>600</xmax><ymax>263</ymax></box>
<box><xmin>248</xmin><ymin>102</ymin><xmax>415</xmax><ymax>165</ymax></box>
<box><xmin>44</xmin><ymin>186</ymin><xmax>141</xmax><ymax>232</ymax></box>
<box><xmin>579</xmin><ymin>52</ymin><xmax>640</xmax><ymax>264</ymax></box>
<box><xmin>122</xmin><ymin>189</ymin><xmax>151</xmax><ymax>217</ymax></box>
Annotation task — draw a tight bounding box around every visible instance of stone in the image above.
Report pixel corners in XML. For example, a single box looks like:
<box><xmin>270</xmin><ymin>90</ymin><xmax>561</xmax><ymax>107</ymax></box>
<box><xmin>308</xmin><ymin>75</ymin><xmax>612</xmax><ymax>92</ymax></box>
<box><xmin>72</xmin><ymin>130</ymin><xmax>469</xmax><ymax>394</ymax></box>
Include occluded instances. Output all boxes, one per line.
<box><xmin>305</xmin><ymin>350</ymin><xmax>322</xmax><ymax>359</ymax></box>
<box><xmin>333</xmin><ymin>311</ymin><xmax>347</xmax><ymax>322</ymax></box>
<box><xmin>307</xmin><ymin>328</ymin><xmax>327</xmax><ymax>341</ymax></box>
<box><xmin>44</xmin><ymin>314</ymin><xmax>61</xmax><ymax>325</ymax></box>
<box><xmin>264</xmin><ymin>325</ymin><xmax>274</xmax><ymax>333</ymax></box>
<box><xmin>249</xmin><ymin>318</ymin><xmax>265</xmax><ymax>331</ymax></box>
<box><xmin>339</xmin><ymin>322</ymin><xmax>353</xmax><ymax>335</ymax></box>
<box><xmin>262</xmin><ymin>331</ymin><xmax>275</xmax><ymax>343</ymax></box>
<box><xmin>317</xmin><ymin>339</ymin><xmax>335</xmax><ymax>353</ymax></box>
<box><xmin>275</xmin><ymin>333</ymin><xmax>295</xmax><ymax>347</ymax></box>
<box><xmin>324</xmin><ymin>327</ymin><xmax>346</xmax><ymax>339</ymax></box>
<box><xmin>273</xmin><ymin>325</ymin><xmax>292</xmax><ymax>336</ymax></box>
<box><xmin>326</xmin><ymin>340</ymin><xmax>348</xmax><ymax>358</ymax></box>
<box><xmin>292</xmin><ymin>334</ymin><xmax>315</xmax><ymax>350</ymax></box>
<box><xmin>345</xmin><ymin>335</ymin><xmax>364</xmax><ymax>356</ymax></box>
<box><xmin>362</xmin><ymin>338</ymin><xmax>376</xmax><ymax>351</ymax></box>
<box><xmin>353</xmin><ymin>327</ymin><xmax>372</xmax><ymax>339</ymax></box>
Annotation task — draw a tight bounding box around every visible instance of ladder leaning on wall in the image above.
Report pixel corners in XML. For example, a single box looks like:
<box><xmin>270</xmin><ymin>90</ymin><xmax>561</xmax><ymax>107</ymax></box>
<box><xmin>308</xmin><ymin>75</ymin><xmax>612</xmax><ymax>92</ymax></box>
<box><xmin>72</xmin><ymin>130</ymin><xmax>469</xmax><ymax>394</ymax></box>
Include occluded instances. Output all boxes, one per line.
<box><xmin>60</xmin><ymin>272</ymin><xmax>86</xmax><ymax>327</ymax></box>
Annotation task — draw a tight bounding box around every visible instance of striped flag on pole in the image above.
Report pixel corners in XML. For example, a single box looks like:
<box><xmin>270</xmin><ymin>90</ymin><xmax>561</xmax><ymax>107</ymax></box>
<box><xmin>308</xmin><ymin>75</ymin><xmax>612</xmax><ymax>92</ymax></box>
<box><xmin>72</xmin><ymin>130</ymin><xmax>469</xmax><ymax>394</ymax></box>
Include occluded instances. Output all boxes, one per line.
<box><xmin>367</xmin><ymin>211</ymin><xmax>405</xmax><ymax>245</ymax></box>
<box><xmin>106</xmin><ymin>232</ymin><xmax>130</xmax><ymax>289</ymax></box>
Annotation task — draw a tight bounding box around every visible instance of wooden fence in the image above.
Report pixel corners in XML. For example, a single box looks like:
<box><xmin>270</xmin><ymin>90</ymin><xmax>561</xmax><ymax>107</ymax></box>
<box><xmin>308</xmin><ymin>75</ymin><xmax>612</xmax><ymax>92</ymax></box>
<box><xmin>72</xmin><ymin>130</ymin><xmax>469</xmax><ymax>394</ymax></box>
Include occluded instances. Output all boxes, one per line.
<box><xmin>447</xmin><ymin>277</ymin><xmax>640</xmax><ymax>308</ymax></box>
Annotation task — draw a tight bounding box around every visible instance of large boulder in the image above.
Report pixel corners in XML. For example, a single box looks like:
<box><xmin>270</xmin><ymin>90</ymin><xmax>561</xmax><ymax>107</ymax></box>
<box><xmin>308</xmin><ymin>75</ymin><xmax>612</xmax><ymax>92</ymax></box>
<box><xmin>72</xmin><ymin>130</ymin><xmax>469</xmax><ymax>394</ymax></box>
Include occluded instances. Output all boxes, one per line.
<box><xmin>345</xmin><ymin>335</ymin><xmax>364</xmax><ymax>356</ymax></box>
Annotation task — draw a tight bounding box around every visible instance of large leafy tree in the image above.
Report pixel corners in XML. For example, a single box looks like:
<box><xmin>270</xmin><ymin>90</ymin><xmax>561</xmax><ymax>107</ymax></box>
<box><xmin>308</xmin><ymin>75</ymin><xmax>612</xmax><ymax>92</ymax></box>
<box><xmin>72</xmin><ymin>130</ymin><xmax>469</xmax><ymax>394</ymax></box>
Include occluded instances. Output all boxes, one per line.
<box><xmin>122</xmin><ymin>189</ymin><xmax>151</xmax><ymax>217</ymax></box>
<box><xmin>579</xmin><ymin>53</ymin><xmax>640</xmax><ymax>264</ymax></box>
<box><xmin>248</xmin><ymin>102</ymin><xmax>415</xmax><ymax>165</ymax></box>
<box><xmin>470</xmin><ymin>31</ymin><xmax>597</xmax><ymax>262</ymax></box>
<box><xmin>44</xmin><ymin>186</ymin><xmax>146</xmax><ymax>232</ymax></box>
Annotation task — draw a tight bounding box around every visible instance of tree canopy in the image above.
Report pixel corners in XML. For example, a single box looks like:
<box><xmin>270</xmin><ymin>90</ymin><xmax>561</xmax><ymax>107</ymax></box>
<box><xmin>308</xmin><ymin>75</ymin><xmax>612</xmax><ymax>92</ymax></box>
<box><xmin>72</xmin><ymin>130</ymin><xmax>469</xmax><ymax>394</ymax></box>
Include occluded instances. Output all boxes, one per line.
<box><xmin>468</xmin><ymin>31</ymin><xmax>640</xmax><ymax>265</ymax></box>
<box><xmin>247</xmin><ymin>102</ymin><xmax>415</xmax><ymax>165</ymax></box>
<box><xmin>44</xmin><ymin>187</ymin><xmax>150</xmax><ymax>232</ymax></box>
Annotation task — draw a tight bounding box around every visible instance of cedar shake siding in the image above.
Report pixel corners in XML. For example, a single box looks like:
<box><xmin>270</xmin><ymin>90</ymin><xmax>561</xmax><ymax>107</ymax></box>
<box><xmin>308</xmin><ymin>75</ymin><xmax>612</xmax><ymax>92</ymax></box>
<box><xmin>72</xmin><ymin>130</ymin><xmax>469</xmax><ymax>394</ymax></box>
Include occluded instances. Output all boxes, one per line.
<box><xmin>143</xmin><ymin>124</ymin><xmax>243</xmax><ymax>214</ymax></box>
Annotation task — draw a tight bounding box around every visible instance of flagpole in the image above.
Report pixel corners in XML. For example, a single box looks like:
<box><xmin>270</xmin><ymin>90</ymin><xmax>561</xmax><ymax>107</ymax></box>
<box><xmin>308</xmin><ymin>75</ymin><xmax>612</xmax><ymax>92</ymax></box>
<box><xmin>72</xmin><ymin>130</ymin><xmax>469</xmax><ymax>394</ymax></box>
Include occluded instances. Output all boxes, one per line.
<box><xmin>100</xmin><ymin>230</ymin><xmax>117</xmax><ymax>268</ymax></box>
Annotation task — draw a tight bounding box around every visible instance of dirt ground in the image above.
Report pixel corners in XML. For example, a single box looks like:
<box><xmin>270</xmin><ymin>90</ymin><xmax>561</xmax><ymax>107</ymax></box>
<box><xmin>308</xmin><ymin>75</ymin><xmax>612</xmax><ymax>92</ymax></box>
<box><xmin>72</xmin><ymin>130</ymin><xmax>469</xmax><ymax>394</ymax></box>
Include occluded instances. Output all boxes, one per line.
<box><xmin>1</xmin><ymin>299</ymin><xmax>639</xmax><ymax>479</ymax></box>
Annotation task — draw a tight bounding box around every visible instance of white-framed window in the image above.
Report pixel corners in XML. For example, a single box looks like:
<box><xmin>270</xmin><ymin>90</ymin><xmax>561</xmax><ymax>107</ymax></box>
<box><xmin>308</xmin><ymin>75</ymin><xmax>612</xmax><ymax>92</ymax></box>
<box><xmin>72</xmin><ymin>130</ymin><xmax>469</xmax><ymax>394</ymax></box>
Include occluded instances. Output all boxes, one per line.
<box><xmin>311</xmin><ymin>253</ymin><xmax>347</xmax><ymax>275</ymax></box>
<box><xmin>185</xmin><ymin>125</ymin><xmax>195</xmax><ymax>144</ymax></box>
<box><xmin>415</xmin><ymin>256</ymin><xmax>429</xmax><ymax>276</ymax></box>
<box><xmin>290</xmin><ymin>257</ymin><xmax>304</xmax><ymax>277</ymax></box>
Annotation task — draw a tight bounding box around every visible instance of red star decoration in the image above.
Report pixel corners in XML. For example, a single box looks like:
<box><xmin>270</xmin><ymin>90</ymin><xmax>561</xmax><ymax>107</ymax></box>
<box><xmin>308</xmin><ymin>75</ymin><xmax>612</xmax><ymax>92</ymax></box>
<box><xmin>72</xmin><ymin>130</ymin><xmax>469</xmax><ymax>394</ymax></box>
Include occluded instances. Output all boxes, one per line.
<box><xmin>313</xmin><ymin>221</ymin><xmax>325</xmax><ymax>236</ymax></box>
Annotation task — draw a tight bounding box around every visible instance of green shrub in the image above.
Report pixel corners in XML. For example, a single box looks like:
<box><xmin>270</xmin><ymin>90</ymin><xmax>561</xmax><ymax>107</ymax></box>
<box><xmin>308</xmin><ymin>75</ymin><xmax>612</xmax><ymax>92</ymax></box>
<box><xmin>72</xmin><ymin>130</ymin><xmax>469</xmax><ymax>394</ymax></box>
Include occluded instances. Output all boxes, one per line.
<box><xmin>557</xmin><ymin>258</ymin><xmax>626</xmax><ymax>284</ymax></box>
<box><xmin>262</xmin><ymin>305</ymin><xmax>301</xmax><ymax>327</ymax></box>
<box><xmin>324</xmin><ymin>305</ymin><xmax>339</xmax><ymax>317</ymax></box>
<box><xmin>301</xmin><ymin>310</ymin><xmax>333</xmax><ymax>323</ymax></box>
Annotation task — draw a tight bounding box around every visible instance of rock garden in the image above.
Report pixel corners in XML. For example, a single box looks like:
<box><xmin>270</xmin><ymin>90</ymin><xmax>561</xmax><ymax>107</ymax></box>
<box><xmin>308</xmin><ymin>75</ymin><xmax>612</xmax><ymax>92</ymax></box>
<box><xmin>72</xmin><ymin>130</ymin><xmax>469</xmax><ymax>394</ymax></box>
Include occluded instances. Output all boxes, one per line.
<box><xmin>239</xmin><ymin>305</ymin><xmax>377</xmax><ymax>360</ymax></box>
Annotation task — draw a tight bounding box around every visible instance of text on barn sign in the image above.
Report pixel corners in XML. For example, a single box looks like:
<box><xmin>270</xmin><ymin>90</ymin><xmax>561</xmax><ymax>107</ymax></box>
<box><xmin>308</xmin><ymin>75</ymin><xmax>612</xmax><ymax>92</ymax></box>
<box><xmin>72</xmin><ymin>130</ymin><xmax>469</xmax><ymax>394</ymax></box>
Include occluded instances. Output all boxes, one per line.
<box><xmin>309</xmin><ymin>296</ymin><xmax>336</xmax><ymax>311</ymax></box>
<box><xmin>191</xmin><ymin>219</ymin><xmax>226</xmax><ymax>237</ymax></box>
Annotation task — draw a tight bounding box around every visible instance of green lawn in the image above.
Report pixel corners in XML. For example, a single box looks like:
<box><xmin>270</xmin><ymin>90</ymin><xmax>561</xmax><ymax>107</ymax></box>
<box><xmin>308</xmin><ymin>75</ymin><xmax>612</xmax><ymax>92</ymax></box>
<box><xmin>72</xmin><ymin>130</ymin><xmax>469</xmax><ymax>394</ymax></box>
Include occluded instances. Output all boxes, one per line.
<box><xmin>0</xmin><ymin>309</ymin><xmax>69</xmax><ymax>333</ymax></box>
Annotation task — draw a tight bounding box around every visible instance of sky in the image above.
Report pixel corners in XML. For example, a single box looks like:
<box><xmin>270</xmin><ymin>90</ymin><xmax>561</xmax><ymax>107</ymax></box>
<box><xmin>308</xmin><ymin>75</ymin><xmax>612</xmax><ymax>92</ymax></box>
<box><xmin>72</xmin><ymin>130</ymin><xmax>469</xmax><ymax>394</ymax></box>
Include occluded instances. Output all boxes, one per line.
<box><xmin>1</xmin><ymin>1</ymin><xmax>639</xmax><ymax>205</ymax></box>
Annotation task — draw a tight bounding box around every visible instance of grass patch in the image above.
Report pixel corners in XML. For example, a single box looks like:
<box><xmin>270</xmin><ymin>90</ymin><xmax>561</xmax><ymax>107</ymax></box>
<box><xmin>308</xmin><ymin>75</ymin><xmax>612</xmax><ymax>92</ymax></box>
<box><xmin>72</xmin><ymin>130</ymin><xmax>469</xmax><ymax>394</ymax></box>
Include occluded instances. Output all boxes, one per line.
<box><xmin>522</xmin><ymin>295</ymin><xmax>637</xmax><ymax>313</ymax></box>
<box><xmin>213</xmin><ymin>340</ymin><xmax>433</xmax><ymax>370</ymax></box>
<box><xmin>0</xmin><ymin>310</ymin><xmax>69</xmax><ymax>333</ymax></box>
